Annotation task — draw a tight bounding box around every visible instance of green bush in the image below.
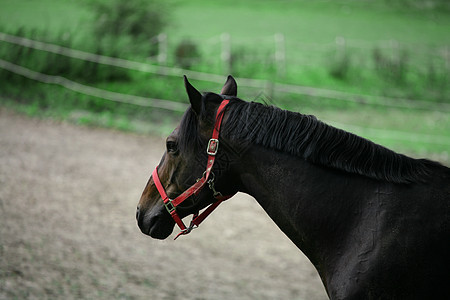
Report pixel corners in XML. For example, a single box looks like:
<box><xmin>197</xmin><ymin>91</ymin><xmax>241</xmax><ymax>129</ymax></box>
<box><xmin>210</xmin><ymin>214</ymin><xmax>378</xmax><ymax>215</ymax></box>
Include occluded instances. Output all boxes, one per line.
<box><xmin>372</xmin><ymin>47</ymin><xmax>409</xmax><ymax>84</ymax></box>
<box><xmin>329</xmin><ymin>49</ymin><xmax>352</xmax><ymax>80</ymax></box>
<box><xmin>0</xmin><ymin>27</ymin><xmax>131</xmax><ymax>83</ymax></box>
<box><xmin>91</xmin><ymin>0</ymin><xmax>171</xmax><ymax>56</ymax></box>
<box><xmin>174</xmin><ymin>39</ymin><xmax>201</xmax><ymax>69</ymax></box>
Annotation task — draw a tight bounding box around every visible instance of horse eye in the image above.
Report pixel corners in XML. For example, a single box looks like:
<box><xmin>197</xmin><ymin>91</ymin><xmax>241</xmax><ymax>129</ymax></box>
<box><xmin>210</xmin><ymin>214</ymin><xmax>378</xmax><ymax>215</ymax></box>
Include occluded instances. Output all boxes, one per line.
<box><xmin>166</xmin><ymin>141</ymin><xmax>178</xmax><ymax>154</ymax></box>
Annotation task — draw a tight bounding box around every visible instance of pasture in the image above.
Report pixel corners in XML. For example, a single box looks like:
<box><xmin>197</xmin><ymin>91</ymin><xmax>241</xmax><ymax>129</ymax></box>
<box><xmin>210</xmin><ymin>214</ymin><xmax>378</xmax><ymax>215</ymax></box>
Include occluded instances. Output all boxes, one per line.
<box><xmin>0</xmin><ymin>0</ymin><xmax>449</xmax><ymax>298</ymax></box>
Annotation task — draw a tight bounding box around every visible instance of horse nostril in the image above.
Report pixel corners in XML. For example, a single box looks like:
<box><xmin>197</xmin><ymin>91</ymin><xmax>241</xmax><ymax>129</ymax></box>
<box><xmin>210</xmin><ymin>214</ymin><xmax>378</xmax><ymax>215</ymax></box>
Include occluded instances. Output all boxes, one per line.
<box><xmin>136</xmin><ymin>206</ymin><xmax>140</xmax><ymax>221</ymax></box>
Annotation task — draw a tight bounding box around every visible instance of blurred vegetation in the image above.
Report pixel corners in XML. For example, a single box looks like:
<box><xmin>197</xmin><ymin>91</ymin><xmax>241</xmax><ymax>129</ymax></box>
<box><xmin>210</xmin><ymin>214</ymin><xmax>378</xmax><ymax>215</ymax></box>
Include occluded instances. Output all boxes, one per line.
<box><xmin>91</xmin><ymin>0</ymin><xmax>170</xmax><ymax>39</ymax></box>
<box><xmin>90</xmin><ymin>0</ymin><xmax>171</xmax><ymax>56</ymax></box>
<box><xmin>386</xmin><ymin>0</ymin><xmax>450</xmax><ymax>12</ymax></box>
<box><xmin>174</xmin><ymin>39</ymin><xmax>201</xmax><ymax>69</ymax></box>
<box><xmin>0</xmin><ymin>0</ymin><xmax>448</xmax><ymax>158</ymax></box>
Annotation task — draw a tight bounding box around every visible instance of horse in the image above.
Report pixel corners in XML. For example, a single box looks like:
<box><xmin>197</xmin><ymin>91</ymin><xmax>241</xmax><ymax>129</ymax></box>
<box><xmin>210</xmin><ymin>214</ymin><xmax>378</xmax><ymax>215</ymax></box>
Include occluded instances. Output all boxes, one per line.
<box><xmin>137</xmin><ymin>75</ymin><xmax>450</xmax><ymax>299</ymax></box>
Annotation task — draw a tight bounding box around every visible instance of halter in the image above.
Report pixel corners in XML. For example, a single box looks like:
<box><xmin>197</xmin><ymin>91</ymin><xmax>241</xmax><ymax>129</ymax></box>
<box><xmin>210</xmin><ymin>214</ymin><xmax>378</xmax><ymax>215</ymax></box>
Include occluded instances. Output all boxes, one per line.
<box><xmin>152</xmin><ymin>99</ymin><xmax>235</xmax><ymax>239</ymax></box>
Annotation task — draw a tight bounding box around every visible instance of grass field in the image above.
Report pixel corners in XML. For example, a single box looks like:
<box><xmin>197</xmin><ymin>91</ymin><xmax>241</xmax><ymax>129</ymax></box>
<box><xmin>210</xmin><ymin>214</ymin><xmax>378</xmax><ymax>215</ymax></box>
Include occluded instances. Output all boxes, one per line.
<box><xmin>171</xmin><ymin>0</ymin><xmax>450</xmax><ymax>44</ymax></box>
<box><xmin>0</xmin><ymin>0</ymin><xmax>448</xmax><ymax>160</ymax></box>
<box><xmin>3</xmin><ymin>0</ymin><xmax>448</xmax><ymax>41</ymax></box>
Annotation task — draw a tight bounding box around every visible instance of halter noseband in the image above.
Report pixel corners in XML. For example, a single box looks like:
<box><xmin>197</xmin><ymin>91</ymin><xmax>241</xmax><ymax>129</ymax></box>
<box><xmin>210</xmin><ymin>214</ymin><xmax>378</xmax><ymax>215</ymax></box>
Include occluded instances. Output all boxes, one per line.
<box><xmin>152</xmin><ymin>99</ymin><xmax>234</xmax><ymax>239</ymax></box>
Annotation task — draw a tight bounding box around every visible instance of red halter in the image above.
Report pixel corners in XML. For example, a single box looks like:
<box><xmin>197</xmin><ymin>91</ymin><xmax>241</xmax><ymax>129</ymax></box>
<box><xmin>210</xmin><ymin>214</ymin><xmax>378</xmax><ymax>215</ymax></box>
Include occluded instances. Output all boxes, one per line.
<box><xmin>152</xmin><ymin>99</ymin><xmax>234</xmax><ymax>239</ymax></box>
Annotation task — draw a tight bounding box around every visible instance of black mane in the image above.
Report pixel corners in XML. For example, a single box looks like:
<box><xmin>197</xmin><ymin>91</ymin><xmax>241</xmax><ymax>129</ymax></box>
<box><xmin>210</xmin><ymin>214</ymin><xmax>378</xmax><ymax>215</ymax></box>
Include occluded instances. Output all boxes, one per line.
<box><xmin>179</xmin><ymin>98</ymin><xmax>437</xmax><ymax>184</ymax></box>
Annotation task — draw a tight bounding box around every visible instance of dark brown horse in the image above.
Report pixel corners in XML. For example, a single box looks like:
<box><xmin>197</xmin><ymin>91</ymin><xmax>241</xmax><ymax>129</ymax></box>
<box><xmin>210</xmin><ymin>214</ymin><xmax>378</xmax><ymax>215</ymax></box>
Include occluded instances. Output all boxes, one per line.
<box><xmin>137</xmin><ymin>76</ymin><xmax>450</xmax><ymax>299</ymax></box>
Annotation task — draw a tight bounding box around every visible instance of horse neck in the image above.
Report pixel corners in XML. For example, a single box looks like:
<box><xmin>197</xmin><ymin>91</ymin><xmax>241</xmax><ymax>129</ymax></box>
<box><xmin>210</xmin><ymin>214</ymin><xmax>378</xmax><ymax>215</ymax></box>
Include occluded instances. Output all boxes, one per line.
<box><xmin>235</xmin><ymin>144</ymin><xmax>376</xmax><ymax>267</ymax></box>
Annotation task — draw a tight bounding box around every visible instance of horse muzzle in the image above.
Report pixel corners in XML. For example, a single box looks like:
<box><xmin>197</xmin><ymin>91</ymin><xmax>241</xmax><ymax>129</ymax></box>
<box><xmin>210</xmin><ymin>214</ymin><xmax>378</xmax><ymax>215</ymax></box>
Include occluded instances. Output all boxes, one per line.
<box><xmin>136</xmin><ymin>205</ymin><xmax>175</xmax><ymax>239</ymax></box>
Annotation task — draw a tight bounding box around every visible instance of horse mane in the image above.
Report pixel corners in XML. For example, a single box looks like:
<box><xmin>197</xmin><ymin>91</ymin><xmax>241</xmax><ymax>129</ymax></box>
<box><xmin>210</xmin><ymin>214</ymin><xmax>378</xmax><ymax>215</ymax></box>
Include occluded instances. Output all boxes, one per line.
<box><xmin>177</xmin><ymin>96</ymin><xmax>438</xmax><ymax>184</ymax></box>
<box><xmin>218</xmin><ymin>99</ymin><xmax>438</xmax><ymax>184</ymax></box>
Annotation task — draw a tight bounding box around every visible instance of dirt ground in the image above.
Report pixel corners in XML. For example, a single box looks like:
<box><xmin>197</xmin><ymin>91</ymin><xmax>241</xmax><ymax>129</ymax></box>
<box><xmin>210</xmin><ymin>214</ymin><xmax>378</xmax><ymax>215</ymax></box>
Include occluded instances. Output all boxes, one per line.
<box><xmin>0</xmin><ymin>108</ymin><xmax>328</xmax><ymax>300</ymax></box>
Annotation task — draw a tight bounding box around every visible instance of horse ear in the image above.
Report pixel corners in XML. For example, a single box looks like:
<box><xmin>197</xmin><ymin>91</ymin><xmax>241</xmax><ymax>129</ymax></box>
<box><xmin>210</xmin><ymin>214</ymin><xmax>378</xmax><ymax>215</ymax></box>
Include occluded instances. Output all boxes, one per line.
<box><xmin>184</xmin><ymin>75</ymin><xmax>202</xmax><ymax>115</ymax></box>
<box><xmin>220</xmin><ymin>75</ymin><xmax>237</xmax><ymax>96</ymax></box>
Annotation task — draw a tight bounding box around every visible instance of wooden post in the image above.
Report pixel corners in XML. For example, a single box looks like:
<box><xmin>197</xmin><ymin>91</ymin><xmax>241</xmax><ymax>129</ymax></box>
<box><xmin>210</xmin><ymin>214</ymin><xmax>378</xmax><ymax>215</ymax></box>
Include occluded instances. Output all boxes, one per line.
<box><xmin>265</xmin><ymin>79</ymin><xmax>274</xmax><ymax>101</ymax></box>
<box><xmin>390</xmin><ymin>39</ymin><xmax>399</xmax><ymax>61</ymax></box>
<box><xmin>445</xmin><ymin>46</ymin><xmax>449</xmax><ymax>70</ymax></box>
<box><xmin>335</xmin><ymin>36</ymin><xmax>346</xmax><ymax>60</ymax></box>
<box><xmin>157</xmin><ymin>33</ymin><xmax>167</xmax><ymax>65</ymax></box>
<box><xmin>221</xmin><ymin>33</ymin><xmax>231</xmax><ymax>74</ymax></box>
<box><xmin>274</xmin><ymin>33</ymin><xmax>286</xmax><ymax>78</ymax></box>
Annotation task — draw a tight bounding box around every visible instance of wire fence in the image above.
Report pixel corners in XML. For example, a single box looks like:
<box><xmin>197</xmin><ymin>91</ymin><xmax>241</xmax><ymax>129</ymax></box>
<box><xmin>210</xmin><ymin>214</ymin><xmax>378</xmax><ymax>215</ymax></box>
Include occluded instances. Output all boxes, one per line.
<box><xmin>1</xmin><ymin>32</ymin><xmax>449</xmax><ymax>112</ymax></box>
<box><xmin>184</xmin><ymin>33</ymin><xmax>449</xmax><ymax>59</ymax></box>
<box><xmin>0</xmin><ymin>59</ymin><xmax>188</xmax><ymax>112</ymax></box>
<box><xmin>0</xmin><ymin>32</ymin><xmax>449</xmax><ymax>146</ymax></box>
<box><xmin>163</xmin><ymin>33</ymin><xmax>450</xmax><ymax>74</ymax></box>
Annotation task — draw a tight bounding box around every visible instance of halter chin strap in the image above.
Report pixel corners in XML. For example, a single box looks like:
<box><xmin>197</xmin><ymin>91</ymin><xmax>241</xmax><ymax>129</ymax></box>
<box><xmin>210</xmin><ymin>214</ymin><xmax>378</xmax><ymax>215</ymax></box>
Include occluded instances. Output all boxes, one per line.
<box><xmin>152</xmin><ymin>99</ymin><xmax>235</xmax><ymax>239</ymax></box>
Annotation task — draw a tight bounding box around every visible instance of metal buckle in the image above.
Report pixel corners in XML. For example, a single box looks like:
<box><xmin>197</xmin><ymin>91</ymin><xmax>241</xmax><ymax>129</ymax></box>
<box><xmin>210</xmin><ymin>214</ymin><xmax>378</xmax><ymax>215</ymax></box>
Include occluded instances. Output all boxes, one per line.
<box><xmin>208</xmin><ymin>177</ymin><xmax>223</xmax><ymax>198</ymax></box>
<box><xmin>206</xmin><ymin>139</ymin><xmax>219</xmax><ymax>156</ymax></box>
<box><xmin>165</xmin><ymin>199</ymin><xmax>175</xmax><ymax>214</ymax></box>
<box><xmin>174</xmin><ymin>222</ymin><xmax>198</xmax><ymax>240</ymax></box>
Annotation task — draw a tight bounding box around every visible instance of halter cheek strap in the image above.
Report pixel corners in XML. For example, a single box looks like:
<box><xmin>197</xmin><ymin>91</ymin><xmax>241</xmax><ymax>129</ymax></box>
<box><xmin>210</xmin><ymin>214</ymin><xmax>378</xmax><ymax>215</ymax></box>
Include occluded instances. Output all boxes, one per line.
<box><xmin>152</xmin><ymin>99</ymin><xmax>235</xmax><ymax>239</ymax></box>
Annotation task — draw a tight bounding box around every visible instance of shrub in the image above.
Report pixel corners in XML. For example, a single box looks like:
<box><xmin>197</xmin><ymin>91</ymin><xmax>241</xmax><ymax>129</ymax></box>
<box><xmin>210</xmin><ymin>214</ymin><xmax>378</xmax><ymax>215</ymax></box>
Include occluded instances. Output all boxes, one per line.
<box><xmin>373</xmin><ymin>47</ymin><xmax>409</xmax><ymax>84</ymax></box>
<box><xmin>174</xmin><ymin>39</ymin><xmax>201</xmax><ymax>69</ymax></box>
<box><xmin>91</xmin><ymin>0</ymin><xmax>171</xmax><ymax>40</ymax></box>
<box><xmin>329</xmin><ymin>50</ymin><xmax>352</xmax><ymax>80</ymax></box>
<box><xmin>0</xmin><ymin>27</ymin><xmax>130</xmax><ymax>83</ymax></box>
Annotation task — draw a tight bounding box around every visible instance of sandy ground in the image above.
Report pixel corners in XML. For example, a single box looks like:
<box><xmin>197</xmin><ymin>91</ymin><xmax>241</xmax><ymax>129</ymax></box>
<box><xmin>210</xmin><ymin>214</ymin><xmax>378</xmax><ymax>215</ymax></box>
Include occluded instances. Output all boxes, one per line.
<box><xmin>0</xmin><ymin>108</ymin><xmax>328</xmax><ymax>300</ymax></box>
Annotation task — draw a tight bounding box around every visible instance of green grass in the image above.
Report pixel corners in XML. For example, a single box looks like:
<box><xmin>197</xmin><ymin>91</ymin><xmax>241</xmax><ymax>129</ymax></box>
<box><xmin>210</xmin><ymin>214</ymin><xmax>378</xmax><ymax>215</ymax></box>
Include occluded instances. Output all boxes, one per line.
<box><xmin>0</xmin><ymin>0</ymin><xmax>91</xmax><ymax>32</ymax></box>
<box><xmin>171</xmin><ymin>0</ymin><xmax>450</xmax><ymax>44</ymax></box>
<box><xmin>0</xmin><ymin>0</ymin><xmax>448</xmax><ymax>161</ymax></box>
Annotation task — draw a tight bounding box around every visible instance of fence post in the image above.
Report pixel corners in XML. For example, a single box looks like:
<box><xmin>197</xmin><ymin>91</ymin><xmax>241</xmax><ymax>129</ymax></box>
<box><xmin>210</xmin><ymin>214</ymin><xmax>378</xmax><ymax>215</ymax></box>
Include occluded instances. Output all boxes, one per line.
<box><xmin>221</xmin><ymin>33</ymin><xmax>231</xmax><ymax>74</ymax></box>
<box><xmin>335</xmin><ymin>36</ymin><xmax>346</xmax><ymax>60</ymax></box>
<box><xmin>274</xmin><ymin>33</ymin><xmax>286</xmax><ymax>78</ymax></box>
<box><xmin>265</xmin><ymin>79</ymin><xmax>275</xmax><ymax>101</ymax></box>
<box><xmin>445</xmin><ymin>46</ymin><xmax>449</xmax><ymax>70</ymax></box>
<box><xmin>157</xmin><ymin>33</ymin><xmax>167</xmax><ymax>65</ymax></box>
<box><xmin>390</xmin><ymin>39</ymin><xmax>399</xmax><ymax>61</ymax></box>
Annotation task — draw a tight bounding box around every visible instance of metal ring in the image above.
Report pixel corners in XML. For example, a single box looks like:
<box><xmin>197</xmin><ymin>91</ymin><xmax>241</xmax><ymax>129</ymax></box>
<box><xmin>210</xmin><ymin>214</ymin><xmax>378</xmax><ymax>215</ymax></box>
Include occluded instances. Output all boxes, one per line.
<box><xmin>208</xmin><ymin>171</ymin><xmax>215</xmax><ymax>182</ymax></box>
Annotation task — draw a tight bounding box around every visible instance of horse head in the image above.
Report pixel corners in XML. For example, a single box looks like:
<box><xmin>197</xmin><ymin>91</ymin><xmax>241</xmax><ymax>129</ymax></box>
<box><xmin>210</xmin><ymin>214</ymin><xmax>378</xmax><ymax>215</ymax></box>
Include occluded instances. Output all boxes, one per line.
<box><xmin>137</xmin><ymin>76</ymin><xmax>240</xmax><ymax>239</ymax></box>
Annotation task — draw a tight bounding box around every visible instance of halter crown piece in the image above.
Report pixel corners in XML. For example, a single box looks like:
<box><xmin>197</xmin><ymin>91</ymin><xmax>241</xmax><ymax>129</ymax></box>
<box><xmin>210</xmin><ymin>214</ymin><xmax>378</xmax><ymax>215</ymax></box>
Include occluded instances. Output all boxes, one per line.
<box><xmin>152</xmin><ymin>99</ymin><xmax>235</xmax><ymax>239</ymax></box>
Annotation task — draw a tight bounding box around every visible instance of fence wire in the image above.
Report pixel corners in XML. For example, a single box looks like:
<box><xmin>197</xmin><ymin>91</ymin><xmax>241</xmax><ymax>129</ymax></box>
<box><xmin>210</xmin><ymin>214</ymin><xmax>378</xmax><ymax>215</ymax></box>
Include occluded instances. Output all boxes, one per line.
<box><xmin>0</xmin><ymin>59</ymin><xmax>188</xmax><ymax>112</ymax></box>
<box><xmin>1</xmin><ymin>58</ymin><xmax>449</xmax><ymax>146</ymax></box>
<box><xmin>1</xmin><ymin>32</ymin><xmax>449</xmax><ymax>112</ymax></box>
